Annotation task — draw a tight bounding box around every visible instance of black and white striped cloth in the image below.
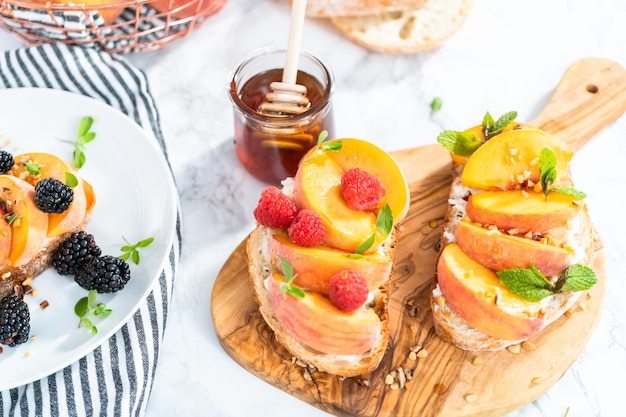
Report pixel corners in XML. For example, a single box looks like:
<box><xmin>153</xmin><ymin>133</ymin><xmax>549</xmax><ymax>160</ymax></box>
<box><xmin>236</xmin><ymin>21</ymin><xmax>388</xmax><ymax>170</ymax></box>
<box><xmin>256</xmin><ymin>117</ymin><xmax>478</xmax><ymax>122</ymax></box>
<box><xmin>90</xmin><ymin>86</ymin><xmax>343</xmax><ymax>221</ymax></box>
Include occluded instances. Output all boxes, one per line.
<box><xmin>0</xmin><ymin>43</ymin><xmax>181</xmax><ymax>416</ymax></box>
<box><xmin>0</xmin><ymin>5</ymin><xmax>191</xmax><ymax>53</ymax></box>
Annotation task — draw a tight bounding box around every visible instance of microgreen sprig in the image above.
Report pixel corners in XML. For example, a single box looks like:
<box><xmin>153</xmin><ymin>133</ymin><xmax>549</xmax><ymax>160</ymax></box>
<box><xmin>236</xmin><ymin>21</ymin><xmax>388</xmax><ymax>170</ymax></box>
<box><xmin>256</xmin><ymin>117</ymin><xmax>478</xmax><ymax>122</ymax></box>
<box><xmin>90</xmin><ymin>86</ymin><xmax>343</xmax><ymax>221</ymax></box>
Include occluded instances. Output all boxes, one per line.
<box><xmin>278</xmin><ymin>258</ymin><xmax>305</xmax><ymax>299</ymax></box>
<box><xmin>24</xmin><ymin>160</ymin><xmax>41</xmax><ymax>175</ymax></box>
<box><xmin>74</xmin><ymin>290</ymin><xmax>112</xmax><ymax>335</ymax></box>
<box><xmin>65</xmin><ymin>172</ymin><xmax>79</xmax><ymax>188</ymax></box>
<box><xmin>430</xmin><ymin>97</ymin><xmax>442</xmax><ymax>116</ymax></box>
<box><xmin>73</xmin><ymin>116</ymin><xmax>97</xmax><ymax>169</ymax></box>
<box><xmin>317</xmin><ymin>130</ymin><xmax>342</xmax><ymax>152</ymax></box>
<box><xmin>120</xmin><ymin>236</ymin><xmax>154</xmax><ymax>265</ymax></box>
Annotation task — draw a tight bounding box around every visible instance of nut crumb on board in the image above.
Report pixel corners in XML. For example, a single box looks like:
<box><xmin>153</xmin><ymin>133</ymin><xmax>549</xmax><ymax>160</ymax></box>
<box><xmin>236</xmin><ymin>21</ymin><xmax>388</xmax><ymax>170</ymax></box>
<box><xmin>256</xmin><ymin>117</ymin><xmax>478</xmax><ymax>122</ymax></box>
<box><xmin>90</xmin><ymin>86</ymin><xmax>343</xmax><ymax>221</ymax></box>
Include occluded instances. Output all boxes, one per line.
<box><xmin>384</xmin><ymin>367</ymin><xmax>413</xmax><ymax>390</ymax></box>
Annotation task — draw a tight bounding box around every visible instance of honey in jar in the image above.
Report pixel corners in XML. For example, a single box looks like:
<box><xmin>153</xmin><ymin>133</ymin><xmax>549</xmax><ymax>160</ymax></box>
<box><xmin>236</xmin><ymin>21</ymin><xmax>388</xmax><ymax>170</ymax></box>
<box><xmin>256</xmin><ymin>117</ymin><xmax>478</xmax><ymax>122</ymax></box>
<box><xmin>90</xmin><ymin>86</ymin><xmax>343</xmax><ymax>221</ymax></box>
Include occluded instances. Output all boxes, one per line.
<box><xmin>228</xmin><ymin>48</ymin><xmax>335</xmax><ymax>185</ymax></box>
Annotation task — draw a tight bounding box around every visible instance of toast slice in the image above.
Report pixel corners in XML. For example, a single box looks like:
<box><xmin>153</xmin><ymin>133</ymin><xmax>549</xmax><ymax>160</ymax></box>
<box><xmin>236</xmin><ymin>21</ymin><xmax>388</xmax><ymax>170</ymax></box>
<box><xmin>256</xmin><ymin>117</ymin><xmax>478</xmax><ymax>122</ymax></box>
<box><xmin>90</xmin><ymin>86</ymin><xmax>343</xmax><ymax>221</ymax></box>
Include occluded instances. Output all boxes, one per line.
<box><xmin>247</xmin><ymin>225</ymin><xmax>396</xmax><ymax>377</ymax></box>
<box><xmin>245</xmin><ymin>138</ymin><xmax>409</xmax><ymax>377</ymax></box>
<box><xmin>431</xmin><ymin>120</ymin><xmax>599</xmax><ymax>351</ymax></box>
<box><xmin>330</xmin><ymin>0</ymin><xmax>476</xmax><ymax>53</ymax></box>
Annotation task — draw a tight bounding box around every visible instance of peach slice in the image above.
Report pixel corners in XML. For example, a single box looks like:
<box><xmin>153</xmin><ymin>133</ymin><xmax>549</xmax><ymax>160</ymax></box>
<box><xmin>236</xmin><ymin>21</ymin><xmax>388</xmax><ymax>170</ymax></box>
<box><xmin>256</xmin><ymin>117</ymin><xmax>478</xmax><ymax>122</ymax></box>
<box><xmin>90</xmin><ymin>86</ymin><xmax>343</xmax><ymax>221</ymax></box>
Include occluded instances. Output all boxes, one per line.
<box><xmin>83</xmin><ymin>179</ymin><xmax>97</xmax><ymax>213</ymax></box>
<box><xmin>455</xmin><ymin>217</ymin><xmax>573</xmax><ymax>277</ymax></box>
<box><xmin>437</xmin><ymin>243</ymin><xmax>545</xmax><ymax>341</ymax></box>
<box><xmin>269</xmin><ymin>234</ymin><xmax>392</xmax><ymax>295</ymax></box>
<box><xmin>11</xmin><ymin>152</ymin><xmax>89</xmax><ymax>236</ymax></box>
<box><xmin>293</xmin><ymin>138</ymin><xmax>409</xmax><ymax>253</ymax></box>
<box><xmin>466</xmin><ymin>190</ymin><xmax>583</xmax><ymax>235</ymax></box>
<box><xmin>267</xmin><ymin>272</ymin><xmax>382</xmax><ymax>355</ymax></box>
<box><xmin>461</xmin><ymin>128</ymin><xmax>574</xmax><ymax>191</ymax></box>
<box><xmin>0</xmin><ymin>176</ymin><xmax>48</xmax><ymax>267</ymax></box>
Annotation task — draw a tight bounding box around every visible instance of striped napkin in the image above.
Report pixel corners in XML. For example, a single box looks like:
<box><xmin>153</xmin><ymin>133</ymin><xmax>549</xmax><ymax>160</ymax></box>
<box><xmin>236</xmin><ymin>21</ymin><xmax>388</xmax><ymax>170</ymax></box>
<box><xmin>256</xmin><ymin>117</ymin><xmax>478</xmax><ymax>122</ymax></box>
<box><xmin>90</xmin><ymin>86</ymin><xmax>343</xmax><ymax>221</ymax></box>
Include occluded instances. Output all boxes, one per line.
<box><xmin>0</xmin><ymin>43</ymin><xmax>181</xmax><ymax>416</ymax></box>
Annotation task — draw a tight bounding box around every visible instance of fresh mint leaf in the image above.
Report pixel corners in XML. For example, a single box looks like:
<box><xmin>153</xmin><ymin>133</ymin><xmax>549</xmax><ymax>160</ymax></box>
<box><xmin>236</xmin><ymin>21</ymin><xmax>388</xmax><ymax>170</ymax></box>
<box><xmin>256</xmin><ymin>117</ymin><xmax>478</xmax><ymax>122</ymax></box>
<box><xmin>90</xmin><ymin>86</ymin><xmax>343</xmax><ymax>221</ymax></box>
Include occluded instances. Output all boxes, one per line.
<box><xmin>286</xmin><ymin>286</ymin><xmax>306</xmax><ymax>299</ymax></box>
<box><xmin>277</xmin><ymin>257</ymin><xmax>305</xmax><ymax>299</ymax></box>
<box><xmin>279</xmin><ymin>257</ymin><xmax>294</xmax><ymax>278</ymax></box>
<box><xmin>436</xmin><ymin>130</ymin><xmax>482</xmax><ymax>156</ymax></box>
<box><xmin>539</xmin><ymin>148</ymin><xmax>557</xmax><ymax>197</ymax></box>
<box><xmin>552</xmin><ymin>186</ymin><xmax>587</xmax><ymax>200</ymax></box>
<box><xmin>355</xmin><ymin>234</ymin><xmax>375</xmax><ymax>255</ymax></box>
<box><xmin>497</xmin><ymin>265</ymin><xmax>553</xmax><ymax>302</ymax></box>
<box><xmin>481</xmin><ymin>112</ymin><xmax>495</xmax><ymax>138</ymax></box>
<box><xmin>488</xmin><ymin>111</ymin><xmax>518</xmax><ymax>136</ymax></box>
<box><xmin>557</xmin><ymin>264</ymin><xmax>598</xmax><ymax>292</ymax></box>
<box><xmin>498</xmin><ymin>263</ymin><xmax>598</xmax><ymax>302</ymax></box>
<box><xmin>376</xmin><ymin>203</ymin><xmax>393</xmax><ymax>235</ymax></box>
<box><xmin>321</xmin><ymin>140</ymin><xmax>342</xmax><ymax>152</ymax></box>
<box><xmin>5</xmin><ymin>212</ymin><xmax>20</xmax><ymax>226</ymax></box>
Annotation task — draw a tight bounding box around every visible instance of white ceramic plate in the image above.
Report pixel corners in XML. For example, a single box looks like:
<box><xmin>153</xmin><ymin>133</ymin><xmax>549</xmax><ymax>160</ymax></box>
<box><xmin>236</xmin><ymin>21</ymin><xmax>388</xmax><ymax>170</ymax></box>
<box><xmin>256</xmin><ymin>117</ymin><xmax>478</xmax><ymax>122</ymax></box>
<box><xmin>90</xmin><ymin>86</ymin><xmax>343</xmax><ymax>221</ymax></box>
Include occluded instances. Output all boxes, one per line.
<box><xmin>0</xmin><ymin>88</ymin><xmax>178</xmax><ymax>390</ymax></box>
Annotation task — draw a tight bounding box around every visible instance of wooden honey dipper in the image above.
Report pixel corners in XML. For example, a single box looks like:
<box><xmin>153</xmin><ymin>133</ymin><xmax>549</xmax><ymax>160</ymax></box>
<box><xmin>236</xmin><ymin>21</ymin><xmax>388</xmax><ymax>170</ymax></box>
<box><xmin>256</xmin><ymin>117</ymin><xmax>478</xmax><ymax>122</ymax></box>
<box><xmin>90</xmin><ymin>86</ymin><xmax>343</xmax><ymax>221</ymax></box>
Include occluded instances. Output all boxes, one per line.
<box><xmin>259</xmin><ymin>0</ymin><xmax>311</xmax><ymax>116</ymax></box>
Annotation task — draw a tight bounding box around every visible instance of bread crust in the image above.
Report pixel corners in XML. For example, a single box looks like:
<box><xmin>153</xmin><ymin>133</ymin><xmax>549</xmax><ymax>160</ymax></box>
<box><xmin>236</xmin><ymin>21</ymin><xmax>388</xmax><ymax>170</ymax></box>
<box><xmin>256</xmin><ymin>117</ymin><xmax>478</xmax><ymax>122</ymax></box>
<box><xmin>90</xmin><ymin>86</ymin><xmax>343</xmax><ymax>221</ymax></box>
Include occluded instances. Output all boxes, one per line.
<box><xmin>302</xmin><ymin>0</ymin><xmax>427</xmax><ymax>17</ymax></box>
<box><xmin>431</xmin><ymin>162</ymin><xmax>597</xmax><ymax>351</ymax></box>
<box><xmin>330</xmin><ymin>0</ymin><xmax>476</xmax><ymax>53</ymax></box>
<box><xmin>246</xmin><ymin>225</ymin><xmax>396</xmax><ymax>377</ymax></box>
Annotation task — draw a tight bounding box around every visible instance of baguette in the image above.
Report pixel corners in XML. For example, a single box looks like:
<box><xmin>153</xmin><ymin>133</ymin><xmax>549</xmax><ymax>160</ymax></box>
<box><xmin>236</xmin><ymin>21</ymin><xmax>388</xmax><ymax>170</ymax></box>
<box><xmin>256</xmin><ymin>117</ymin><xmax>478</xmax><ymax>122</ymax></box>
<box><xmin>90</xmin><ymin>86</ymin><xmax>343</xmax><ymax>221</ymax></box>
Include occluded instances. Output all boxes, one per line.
<box><xmin>247</xmin><ymin>225</ymin><xmax>396</xmax><ymax>377</ymax></box>
<box><xmin>431</xmin><ymin>120</ymin><xmax>599</xmax><ymax>351</ymax></box>
<box><xmin>330</xmin><ymin>0</ymin><xmax>475</xmax><ymax>53</ymax></box>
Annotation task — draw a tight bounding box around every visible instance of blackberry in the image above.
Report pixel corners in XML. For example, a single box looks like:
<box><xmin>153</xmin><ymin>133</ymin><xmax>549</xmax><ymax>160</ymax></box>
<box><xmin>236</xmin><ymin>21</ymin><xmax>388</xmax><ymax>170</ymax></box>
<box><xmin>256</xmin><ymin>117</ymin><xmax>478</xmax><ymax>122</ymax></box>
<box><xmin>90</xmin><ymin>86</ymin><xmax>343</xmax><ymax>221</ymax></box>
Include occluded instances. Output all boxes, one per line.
<box><xmin>52</xmin><ymin>231</ymin><xmax>102</xmax><ymax>275</ymax></box>
<box><xmin>0</xmin><ymin>150</ymin><xmax>14</xmax><ymax>174</ymax></box>
<box><xmin>74</xmin><ymin>255</ymin><xmax>131</xmax><ymax>293</ymax></box>
<box><xmin>0</xmin><ymin>294</ymin><xmax>30</xmax><ymax>347</ymax></box>
<box><xmin>34</xmin><ymin>178</ymin><xmax>74</xmax><ymax>213</ymax></box>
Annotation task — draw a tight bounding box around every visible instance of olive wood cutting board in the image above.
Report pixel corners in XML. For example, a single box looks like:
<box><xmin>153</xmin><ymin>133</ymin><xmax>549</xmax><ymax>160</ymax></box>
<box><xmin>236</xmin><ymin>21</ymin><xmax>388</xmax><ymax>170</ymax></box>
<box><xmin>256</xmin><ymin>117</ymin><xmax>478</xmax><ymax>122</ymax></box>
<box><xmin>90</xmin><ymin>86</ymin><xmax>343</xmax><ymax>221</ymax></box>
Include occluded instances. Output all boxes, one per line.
<box><xmin>211</xmin><ymin>58</ymin><xmax>626</xmax><ymax>417</ymax></box>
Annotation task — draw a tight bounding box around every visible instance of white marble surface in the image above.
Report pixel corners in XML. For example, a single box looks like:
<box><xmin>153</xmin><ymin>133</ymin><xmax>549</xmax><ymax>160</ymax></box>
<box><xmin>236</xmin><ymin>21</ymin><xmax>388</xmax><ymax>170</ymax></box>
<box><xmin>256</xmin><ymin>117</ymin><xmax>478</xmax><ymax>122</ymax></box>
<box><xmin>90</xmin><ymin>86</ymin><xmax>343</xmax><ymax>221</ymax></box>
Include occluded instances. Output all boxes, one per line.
<box><xmin>2</xmin><ymin>0</ymin><xmax>626</xmax><ymax>416</ymax></box>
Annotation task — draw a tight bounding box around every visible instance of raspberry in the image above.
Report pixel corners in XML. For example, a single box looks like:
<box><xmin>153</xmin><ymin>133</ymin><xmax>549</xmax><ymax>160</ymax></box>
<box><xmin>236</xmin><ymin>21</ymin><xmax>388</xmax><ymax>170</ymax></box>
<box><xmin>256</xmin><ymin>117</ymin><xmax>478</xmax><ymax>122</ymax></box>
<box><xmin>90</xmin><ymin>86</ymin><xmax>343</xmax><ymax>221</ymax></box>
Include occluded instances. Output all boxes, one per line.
<box><xmin>253</xmin><ymin>186</ymin><xmax>299</xmax><ymax>228</ymax></box>
<box><xmin>288</xmin><ymin>209</ymin><xmax>325</xmax><ymax>247</ymax></box>
<box><xmin>340</xmin><ymin>168</ymin><xmax>386</xmax><ymax>211</ymax></box>
<box><xmin>328</xmin><ymin>270</ymin><xmax>369</xmax><ymax>312</ymax></box>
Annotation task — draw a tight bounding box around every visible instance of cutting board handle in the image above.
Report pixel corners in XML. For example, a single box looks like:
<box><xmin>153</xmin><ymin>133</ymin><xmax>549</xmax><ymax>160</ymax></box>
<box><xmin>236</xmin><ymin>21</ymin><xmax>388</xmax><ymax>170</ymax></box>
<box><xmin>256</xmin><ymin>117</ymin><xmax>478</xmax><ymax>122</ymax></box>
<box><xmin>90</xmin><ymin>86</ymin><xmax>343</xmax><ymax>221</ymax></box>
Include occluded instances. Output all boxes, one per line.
<box><xmin>531</xmin><ymin>57</ymin><xmax>626</xmax><ymax>152</ymax></box>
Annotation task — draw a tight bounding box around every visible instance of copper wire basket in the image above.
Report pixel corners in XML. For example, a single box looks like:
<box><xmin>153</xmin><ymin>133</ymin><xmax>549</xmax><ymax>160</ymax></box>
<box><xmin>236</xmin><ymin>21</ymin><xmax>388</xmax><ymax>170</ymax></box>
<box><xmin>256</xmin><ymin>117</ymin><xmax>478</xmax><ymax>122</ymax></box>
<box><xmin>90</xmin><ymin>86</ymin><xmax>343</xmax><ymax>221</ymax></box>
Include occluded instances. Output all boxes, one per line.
<box><xmin>0</xmin><ymin>0</ymin><xmax>226</xmax><ymax>54</ymax></box>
